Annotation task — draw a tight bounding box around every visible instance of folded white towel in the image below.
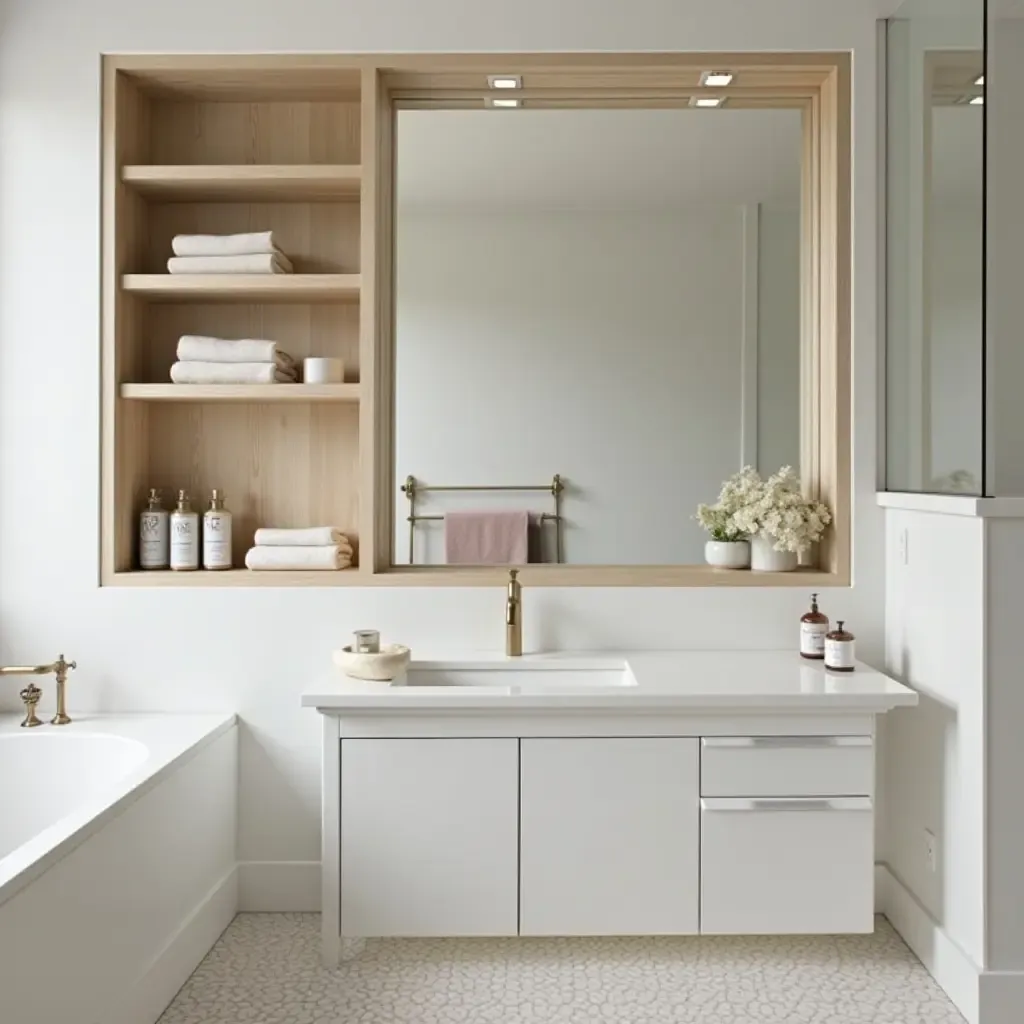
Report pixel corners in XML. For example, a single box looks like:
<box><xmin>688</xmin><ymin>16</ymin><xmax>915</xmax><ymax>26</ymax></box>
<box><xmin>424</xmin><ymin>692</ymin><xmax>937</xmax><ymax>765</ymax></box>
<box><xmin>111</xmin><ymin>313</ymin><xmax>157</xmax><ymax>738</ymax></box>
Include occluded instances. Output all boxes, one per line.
<box><xmin>245</xmin><ymin>546</ymin><xmax>351</xmax><ymax>571</ymax></box>
<box><xmin>167</xmin><ymin>252</ymin><xmax>293</xmax><ymax>275</ymax></box>
<box><xmin>170</xmin><ymin>361</ymin><xmax>297</xmax><ymax>385</ymax></box>
<box><xmin>172</xmin><ymin>231</ymin><xmax>278</xmax><ymax>257</ymax></box>
<box><xmin>254</xmin><ymin>526</ymin><xmax>351</xmax><ymax>550</ymax></box>
<box><xmin>177</xmin><ymin>336</ymin><xmax>296</xmax><ymax>370</ymax></box>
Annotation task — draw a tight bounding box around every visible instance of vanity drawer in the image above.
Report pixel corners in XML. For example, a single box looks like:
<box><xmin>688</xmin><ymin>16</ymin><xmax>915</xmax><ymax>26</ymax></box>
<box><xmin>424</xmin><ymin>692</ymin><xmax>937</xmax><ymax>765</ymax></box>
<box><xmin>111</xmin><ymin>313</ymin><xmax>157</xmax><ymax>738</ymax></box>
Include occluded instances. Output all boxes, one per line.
<box><xmin>700</xmin><ymin>736</ymin><xmax>872</xmax><ymax>797</ymax></box>
<box><xmin>700</xmin><ymin>797</ymin><xmax>874</xmax><ymax>934</ymax></box>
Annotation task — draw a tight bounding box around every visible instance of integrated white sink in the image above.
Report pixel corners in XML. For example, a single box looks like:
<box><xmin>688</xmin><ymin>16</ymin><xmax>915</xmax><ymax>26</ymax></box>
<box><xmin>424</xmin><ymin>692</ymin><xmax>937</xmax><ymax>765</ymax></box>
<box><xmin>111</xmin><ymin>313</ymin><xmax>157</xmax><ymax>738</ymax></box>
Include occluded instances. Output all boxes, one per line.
<box><xmin>394</xmin><ymin>660</ymin><xmax>636</xmax><ymax>690</ymax></box>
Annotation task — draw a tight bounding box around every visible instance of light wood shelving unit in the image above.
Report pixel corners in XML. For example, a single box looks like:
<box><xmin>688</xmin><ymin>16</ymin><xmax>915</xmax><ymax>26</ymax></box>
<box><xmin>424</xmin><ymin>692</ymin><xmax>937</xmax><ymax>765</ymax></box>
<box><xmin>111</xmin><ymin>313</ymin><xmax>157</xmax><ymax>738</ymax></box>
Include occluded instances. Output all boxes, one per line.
<box><xmin>103</xmin><ymin>60</ymin><xmax>369</xmax><ymax>583</ymax></box>
<box><xmin>102</xmin><ymin>53</ymin><xmax>850</xmax><ymax>588</ymax></box>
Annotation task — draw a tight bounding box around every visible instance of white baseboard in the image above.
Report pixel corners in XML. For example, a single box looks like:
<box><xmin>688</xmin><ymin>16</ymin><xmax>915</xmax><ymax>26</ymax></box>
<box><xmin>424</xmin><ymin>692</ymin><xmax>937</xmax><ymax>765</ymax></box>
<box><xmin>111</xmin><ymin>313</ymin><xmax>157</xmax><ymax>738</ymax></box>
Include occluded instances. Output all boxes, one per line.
<box><xmin>103</xmin><ymin>864</ymin><xmax>238</xmax><ymax>1024</ymax></box>
<box><xmin>238</xmin><ymin>860</ymin><xmax>321</xmax><ymax>912</ymax></box>
<box><xmin>875</xmin><ymin>863</ymin><xmax>980</xmax><ymax>1024</ymax></box>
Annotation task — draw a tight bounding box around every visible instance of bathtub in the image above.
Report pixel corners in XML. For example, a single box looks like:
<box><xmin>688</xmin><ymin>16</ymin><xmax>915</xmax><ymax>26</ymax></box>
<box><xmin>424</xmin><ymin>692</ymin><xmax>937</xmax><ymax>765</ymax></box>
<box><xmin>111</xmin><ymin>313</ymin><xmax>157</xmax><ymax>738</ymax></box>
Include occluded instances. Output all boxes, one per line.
<box><xmin>0</xmin><ymin>713</ymin><xmax>237</xmax><ymax>1024</ymax></box>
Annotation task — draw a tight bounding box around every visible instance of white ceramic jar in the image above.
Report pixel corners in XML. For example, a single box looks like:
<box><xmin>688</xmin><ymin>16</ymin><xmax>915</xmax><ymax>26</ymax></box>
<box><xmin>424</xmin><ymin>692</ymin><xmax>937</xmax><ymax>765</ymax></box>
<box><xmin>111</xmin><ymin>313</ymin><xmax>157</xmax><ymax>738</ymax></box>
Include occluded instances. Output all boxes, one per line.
<box><xmin>750</xmin><ymin>534</ymin><xmax>799</xmax><ymax>572</ymax></box>
<box><xmin>704</xmin><ymin>540</ymin><xmax>750</xmax><ymax>569</ymax></box>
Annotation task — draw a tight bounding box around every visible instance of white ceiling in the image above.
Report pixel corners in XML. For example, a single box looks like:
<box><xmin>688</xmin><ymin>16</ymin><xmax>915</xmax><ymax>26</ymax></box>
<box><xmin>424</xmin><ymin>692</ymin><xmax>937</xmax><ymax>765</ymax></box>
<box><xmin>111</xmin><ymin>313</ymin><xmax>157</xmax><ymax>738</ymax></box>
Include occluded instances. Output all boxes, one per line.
<box><xmin>397</xmin><ymin>109</ymin><xmax>803</xmax><ymax>211</ymax></box>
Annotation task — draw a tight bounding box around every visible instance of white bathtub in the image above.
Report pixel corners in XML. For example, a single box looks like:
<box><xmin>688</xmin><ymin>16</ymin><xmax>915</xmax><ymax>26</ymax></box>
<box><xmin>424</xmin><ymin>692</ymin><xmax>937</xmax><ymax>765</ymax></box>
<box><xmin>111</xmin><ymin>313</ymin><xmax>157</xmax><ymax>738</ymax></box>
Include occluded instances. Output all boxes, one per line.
<box><xmin>0</xmin><ymin>713</ymin><xmax>237</xmax><ymax>1024</ymax></box>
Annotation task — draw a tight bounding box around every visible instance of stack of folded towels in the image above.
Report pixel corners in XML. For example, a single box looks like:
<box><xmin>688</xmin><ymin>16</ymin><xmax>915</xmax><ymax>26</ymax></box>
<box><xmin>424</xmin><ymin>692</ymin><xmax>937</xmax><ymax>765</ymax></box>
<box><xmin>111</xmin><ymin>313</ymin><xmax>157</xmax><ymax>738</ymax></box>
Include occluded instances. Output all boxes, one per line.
<box><xmin>168</xmin><ymin>231</ymin><xmax>294</xmax><ymax>275</ymax></box>
<box><xmin>170</xmin><ymin>335</ymin><xmax>298</xmax><ymax>385</ymax></box>
<box><xmin>245</xmin><ymin>527</ymin><xmax>353</xmax><ymax>571</ymax></box>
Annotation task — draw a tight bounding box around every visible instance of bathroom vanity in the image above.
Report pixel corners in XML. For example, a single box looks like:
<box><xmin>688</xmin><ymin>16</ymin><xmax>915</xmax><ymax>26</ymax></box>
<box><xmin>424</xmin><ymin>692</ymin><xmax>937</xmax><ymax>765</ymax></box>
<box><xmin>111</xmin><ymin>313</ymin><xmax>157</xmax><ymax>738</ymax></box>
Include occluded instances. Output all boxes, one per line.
<box><xmin>303</xmin><ymin>651</ymin><xmax>916</xmax><ymax>965</ymax></box>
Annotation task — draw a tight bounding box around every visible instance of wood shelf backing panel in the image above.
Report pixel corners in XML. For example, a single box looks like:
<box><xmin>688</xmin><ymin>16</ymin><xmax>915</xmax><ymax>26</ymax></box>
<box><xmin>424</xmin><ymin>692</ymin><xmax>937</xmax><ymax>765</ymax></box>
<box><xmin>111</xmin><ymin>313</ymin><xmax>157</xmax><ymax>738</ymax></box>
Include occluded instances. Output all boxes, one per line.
<box><xmin>111</xmin><ymin>567</ymin><xmax>365</xmax><ymax>586</ymax></box>
<box><xmin>146</xmin><ymin>402</ymin><xmax>360</xmax><ymax>568</ymax></box>
<box><xmin>150</xmin><ymin>99</ymin><xmax>361</xmax><ymax>165</ymax></box>
<box><xmin>122</xmin><ymin>164</ymin><xmax>362</xmax><ymax>201</ymax></box>
<box><xmin>123</xmin><ymin>274</ymin><xmax>361</xmax><ymax>302</ymax></box>
<box><xmin>145</xmin><ymin>201</ymin><xmax>360</xmax><ymax>274</ymax></box>
<box><xmin>140</xmin><ymin>303</ymin><xmax>359</xmax><ymax>383</ymax></box>
<box><xmin>122</xmin><ymin>383</ymin><xmax>360</xmax><ymax>402</ymax></box>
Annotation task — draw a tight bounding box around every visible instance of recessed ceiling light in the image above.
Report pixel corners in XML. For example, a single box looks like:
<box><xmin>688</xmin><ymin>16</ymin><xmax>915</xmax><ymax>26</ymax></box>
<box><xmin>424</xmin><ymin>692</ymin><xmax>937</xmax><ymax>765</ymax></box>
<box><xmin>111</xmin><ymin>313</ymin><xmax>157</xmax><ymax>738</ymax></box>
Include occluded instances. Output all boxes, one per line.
<box><xmin>690</xmin><ymin>96</ymin><xmax>725</xmax><ymax>109</ymax></box>
<box><xmin>970</xmin><ymin>95</ymin><xmax>984</xmax><ymax>105</ymax></box>
<box><xmin>975</xmin><ymin>74</ymin><xmax>985</xmax><ymax>86</ymax></box>
<box><xmin>488</xmin><ymin>75</ymin><xmax>522</xmax><ymax>90</ymax></box>
<box><xmin>700</xmin><ymin>71</ymin><xmax>734</xmax><ymax>88</ymax></box>
<box><xmin>487</xmin><ymin>97</ymin><xmax>521</xmax><ymax>109</ymax></box>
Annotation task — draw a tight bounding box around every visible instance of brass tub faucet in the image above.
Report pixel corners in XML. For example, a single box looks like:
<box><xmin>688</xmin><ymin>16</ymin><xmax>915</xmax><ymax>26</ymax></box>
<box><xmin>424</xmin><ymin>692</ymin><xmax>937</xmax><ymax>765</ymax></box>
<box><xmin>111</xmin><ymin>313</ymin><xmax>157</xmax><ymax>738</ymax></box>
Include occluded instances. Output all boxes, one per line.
<box><xmin>1</xmin><ymin>655</ymin><xmax>77</xmax><ymax>727</ymax></box>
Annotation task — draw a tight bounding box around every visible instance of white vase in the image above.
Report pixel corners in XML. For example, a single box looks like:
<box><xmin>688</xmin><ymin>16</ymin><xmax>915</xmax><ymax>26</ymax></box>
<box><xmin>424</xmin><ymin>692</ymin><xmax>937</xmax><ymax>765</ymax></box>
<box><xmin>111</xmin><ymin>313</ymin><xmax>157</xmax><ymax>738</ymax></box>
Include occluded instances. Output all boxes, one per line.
<box><xmin>704</xmin><ymin>540</ymin><xmax>750</xmax><ymax>570</ymax></box>
<box><xmin>750</xmin><ymin>534</ymin><xmax>798</xmax><ymax>572</ymax></box>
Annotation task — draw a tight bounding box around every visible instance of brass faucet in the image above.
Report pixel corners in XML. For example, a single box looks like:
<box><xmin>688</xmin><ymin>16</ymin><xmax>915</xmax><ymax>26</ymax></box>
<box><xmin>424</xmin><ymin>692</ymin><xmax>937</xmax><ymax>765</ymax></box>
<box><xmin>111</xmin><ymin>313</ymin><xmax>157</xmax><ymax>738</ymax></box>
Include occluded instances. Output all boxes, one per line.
<box><xmin>0</xmin><ymin>655</ymin><xmax>76</xmax><ymax>727</ymax></box>
<box><xmin>506</xmin><ymin>569</ymin><xmax>523</xmax><ymax>657</ymax></box>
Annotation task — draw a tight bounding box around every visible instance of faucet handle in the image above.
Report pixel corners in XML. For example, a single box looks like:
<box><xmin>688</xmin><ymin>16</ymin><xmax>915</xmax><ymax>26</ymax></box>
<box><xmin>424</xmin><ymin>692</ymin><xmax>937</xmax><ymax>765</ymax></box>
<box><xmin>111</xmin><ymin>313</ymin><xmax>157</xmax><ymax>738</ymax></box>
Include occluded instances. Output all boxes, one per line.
<box><xmin>508</xmin><ymin>568</ymin><xmax>518</xmax><ymax>582</ymax></box>
<box><xmin>19</xmin><ymin>683</ymin><xmax>43</xmax><ymax>728</ymax></box>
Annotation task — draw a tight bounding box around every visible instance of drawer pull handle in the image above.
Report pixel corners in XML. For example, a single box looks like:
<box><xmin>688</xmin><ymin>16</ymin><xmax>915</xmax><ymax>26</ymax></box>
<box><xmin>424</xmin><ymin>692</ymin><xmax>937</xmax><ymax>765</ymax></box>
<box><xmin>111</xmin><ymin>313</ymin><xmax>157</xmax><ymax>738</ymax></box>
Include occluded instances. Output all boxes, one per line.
<box><xmin>701</xmin><ymin>736</ymin><xmax>872</xmax><ymax>749</ymax></box>
<box><xmin>701</xmin><ymin>797</ymin><xmax>873</xmax><ymax>813</ymax></box>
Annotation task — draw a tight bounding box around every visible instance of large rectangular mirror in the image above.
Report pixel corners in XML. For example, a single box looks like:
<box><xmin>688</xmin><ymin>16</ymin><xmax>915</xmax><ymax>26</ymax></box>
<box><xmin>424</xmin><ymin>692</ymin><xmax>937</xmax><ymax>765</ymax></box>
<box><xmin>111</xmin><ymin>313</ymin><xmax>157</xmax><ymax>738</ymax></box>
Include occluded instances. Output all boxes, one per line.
<box><xmin>393</xmin><ymin>107</ymin><xmax>803</xmax><ymax>566</ymax></box>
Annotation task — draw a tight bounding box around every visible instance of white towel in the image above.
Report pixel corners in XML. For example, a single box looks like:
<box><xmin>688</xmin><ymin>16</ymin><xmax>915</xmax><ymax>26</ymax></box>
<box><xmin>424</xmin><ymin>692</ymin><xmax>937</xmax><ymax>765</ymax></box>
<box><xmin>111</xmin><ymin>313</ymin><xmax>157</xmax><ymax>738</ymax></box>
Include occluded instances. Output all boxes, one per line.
<box><xmin>167</xmin><ymin>252</ymin><xmax>293</xmax><ymax>275</ymax></box>
<box><xmin>172</xmin><ymin>231</ymin><xmax>278</xmax><ymax>257</ymax></box>
<box><xmin>245</xmin><ymin>546</ymin><xmax>351</xmax><ymax>571</ymax></box>
<box><xmin>177</xmin><ymin>336</ymin><xmax>296</xmax><ymax>371</ymax></box>
<box><xmin>170</xmin><ymin>362</ymin><xmax>297</xmax><ymax>385</ymax></box>
<box><xmin>254</xmin><ymin>526</ymin><xmax>351</xmax><ymax>550</ymax></box>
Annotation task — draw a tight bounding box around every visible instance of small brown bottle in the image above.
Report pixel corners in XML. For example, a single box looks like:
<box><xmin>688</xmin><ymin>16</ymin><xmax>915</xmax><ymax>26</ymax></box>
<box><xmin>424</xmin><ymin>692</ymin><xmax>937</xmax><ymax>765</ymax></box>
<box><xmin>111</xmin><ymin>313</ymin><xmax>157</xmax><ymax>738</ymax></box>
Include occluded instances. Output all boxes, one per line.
<box><xmin>825</xmin><ymin>620</ymin><xmax>856</xmax><ymax>672</ymax></box>
<box><xmin>800</xmin><ymin>593</ymin><xmax>829</xmax><ymax>660</ymax></box>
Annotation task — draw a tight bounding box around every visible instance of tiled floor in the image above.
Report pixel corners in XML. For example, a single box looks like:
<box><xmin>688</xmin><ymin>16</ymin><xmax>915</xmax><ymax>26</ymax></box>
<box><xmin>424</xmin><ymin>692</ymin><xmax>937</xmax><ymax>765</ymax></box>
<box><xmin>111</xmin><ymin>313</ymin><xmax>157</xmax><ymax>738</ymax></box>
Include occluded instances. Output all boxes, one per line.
<box><xmin>158</xmin><ymin>913</ymin><xmax>964</xmax><ymax>1024</ymax></box>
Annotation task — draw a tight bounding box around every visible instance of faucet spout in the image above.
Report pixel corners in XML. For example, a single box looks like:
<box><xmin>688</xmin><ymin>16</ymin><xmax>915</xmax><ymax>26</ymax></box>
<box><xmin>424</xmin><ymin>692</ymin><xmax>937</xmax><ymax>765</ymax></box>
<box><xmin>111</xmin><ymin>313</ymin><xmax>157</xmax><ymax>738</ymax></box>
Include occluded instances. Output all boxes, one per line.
<box><xmin>1</xmin><ymin>655</ymin><xmax>76</xmax><ymax>726</ymax></box>
<box><xmin>505</xmin><ymin>569</ymin><xmax>523</xmax><ymax>657</ymax></box>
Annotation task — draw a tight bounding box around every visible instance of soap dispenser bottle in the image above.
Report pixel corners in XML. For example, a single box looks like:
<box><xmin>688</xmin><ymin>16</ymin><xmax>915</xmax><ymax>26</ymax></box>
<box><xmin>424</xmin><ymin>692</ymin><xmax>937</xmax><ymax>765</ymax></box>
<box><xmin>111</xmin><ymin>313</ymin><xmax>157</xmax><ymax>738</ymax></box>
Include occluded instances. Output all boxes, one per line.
<box><xmin>169</xmin><ymin>490</ymin><xmax>199</xmax><ymax>571</ymax></box>
<box><xmin>203</xmin><ymin>490</ymin><xmax>233</xmax><ymax>570</ymax></box>
<box><xmin>800</xmin><ymin>593</ymin><xmax>829</xmax><ymax>660</ymax></box>
<box><xmin>139</xmin><ymin>488</ymin><xmax>169</xmax><ymax>570</ymax></box>
<box><xmin>825</xmin><ymin>621</ymin><xmax>856</xmax><ymax>672</ymax></box>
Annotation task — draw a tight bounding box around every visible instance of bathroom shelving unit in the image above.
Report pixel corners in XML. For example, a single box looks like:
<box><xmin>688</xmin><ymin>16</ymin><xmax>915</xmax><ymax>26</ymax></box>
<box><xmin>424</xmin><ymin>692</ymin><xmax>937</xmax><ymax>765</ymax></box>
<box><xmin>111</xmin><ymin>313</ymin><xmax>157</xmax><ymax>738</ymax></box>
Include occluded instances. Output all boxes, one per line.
<box><xmin>102</xmin><ymin>58</ymin><xmax>379</xmax><ymax>584</ymax></box>
<box><xmin>102</xmin><ymin>52</ymin><xmax>850</xmax><ymax>588</ymax></box>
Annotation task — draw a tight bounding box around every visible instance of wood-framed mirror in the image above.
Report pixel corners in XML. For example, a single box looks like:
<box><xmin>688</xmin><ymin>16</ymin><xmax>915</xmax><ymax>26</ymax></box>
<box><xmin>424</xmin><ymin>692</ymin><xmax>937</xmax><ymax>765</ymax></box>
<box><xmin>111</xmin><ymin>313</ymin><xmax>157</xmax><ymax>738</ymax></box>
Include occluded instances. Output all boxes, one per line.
<box><xmin>363</xmin><ymin>53</ymin><xmax>851</xmax><ymax>586</ymax></box>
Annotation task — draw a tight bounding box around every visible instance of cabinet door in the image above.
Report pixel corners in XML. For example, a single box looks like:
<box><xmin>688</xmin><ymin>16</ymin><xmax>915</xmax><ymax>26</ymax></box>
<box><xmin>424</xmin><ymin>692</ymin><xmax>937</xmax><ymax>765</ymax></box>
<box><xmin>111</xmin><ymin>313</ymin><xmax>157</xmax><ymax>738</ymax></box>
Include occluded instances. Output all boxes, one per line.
<box><xmin>341</xmin><ymin>738</ymin><xmax>518</xmax><ymax>937</ymax></box>
<box><xmin>520</xmin><ymin>738</ymin><xmax>699</xmax><ymax>935</ymax></box>
<box><xmin>700</xmin><ymin>797</ymin><xmax>874</xmax><ymax>934</ymax></box>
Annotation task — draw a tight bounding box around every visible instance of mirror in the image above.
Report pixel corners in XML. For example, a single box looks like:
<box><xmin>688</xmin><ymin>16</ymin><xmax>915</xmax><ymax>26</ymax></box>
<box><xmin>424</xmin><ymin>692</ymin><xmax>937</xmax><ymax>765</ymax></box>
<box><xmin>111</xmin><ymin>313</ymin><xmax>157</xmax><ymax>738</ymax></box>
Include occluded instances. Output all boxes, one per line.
<box><xmin>886</xmin><ymin>0</ymin><xmax>984</xmax><ymax>494</ymax></box>
<box><xmin>393</xmin><ymin>107</ymin><xmax>803</xmax><ymax>565</ymax></box>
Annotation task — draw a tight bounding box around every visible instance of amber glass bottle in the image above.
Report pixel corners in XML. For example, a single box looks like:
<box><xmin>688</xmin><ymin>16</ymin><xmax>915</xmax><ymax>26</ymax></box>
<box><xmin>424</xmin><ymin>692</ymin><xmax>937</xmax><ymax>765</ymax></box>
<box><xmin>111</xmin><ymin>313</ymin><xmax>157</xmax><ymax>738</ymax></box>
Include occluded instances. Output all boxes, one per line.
<box><xmin>800</xmin><ymin>593</ymin><xmax>829</xmax><ymax>660</ymax></box>
<box><xmin>825</xmin><ymin>621</ymin><xmax>856</xmax><ymax>672</ymax></box>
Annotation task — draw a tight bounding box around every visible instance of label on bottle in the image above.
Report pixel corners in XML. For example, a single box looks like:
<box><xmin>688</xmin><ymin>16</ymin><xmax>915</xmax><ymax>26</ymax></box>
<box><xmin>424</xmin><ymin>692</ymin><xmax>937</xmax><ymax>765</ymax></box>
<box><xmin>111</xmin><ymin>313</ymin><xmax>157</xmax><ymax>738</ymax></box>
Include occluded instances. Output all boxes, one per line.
<box><xmin>800</xmin><ymin>622</ymin><xmax>828</xmax><ymax>657</ymax></box>
<box><xmin>140</xmin><ymin>510</ymin><xmax>169</xmax><ymax>569</ymax></box>
<box><xmin>203</xmin><ymin>511</ymin><xmax>233</xmax><ymax>570</ymax></box>
<box><xmin>825</xmin><ymin>637</ymin><xmax>856</xmax><ymax>671</ymax></box>
<box><xmin>170</xmin><ymin>513</ymin><xmax>199</xmax><ymax>570</ymax></box>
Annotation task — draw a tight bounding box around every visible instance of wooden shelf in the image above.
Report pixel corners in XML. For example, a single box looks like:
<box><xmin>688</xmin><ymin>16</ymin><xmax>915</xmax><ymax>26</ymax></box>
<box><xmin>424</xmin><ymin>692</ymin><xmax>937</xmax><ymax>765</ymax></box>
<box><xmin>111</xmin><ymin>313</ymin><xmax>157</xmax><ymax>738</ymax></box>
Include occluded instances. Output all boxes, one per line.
<box><xmin>121</xmin><ymin>164</ymin><xmax>362</xmax><ymax>201</ymax></box>
<box><xmin>120</xmin><ymin>383</ymin><xmax>360</xmax><ymax>403</ymax></box>
<box><xmin>110</xmin><ymin>568</ymin><xmax>363</xmax><ymax>587</ymax></box>
<box><xmin>122</xmin><ymin>274</ymin><xmax>361</xmax><ymax>302</ymax></box>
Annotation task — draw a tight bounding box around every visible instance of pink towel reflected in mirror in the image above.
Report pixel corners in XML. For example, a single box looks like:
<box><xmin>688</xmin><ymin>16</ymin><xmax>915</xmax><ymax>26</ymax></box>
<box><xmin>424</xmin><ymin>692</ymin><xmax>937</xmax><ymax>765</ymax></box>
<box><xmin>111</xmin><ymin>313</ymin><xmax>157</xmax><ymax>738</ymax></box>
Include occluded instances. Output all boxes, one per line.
<box><xmin>444</xmin><ymin>510</ymin><xmax>530</xmax><ymax>565</ymax></box>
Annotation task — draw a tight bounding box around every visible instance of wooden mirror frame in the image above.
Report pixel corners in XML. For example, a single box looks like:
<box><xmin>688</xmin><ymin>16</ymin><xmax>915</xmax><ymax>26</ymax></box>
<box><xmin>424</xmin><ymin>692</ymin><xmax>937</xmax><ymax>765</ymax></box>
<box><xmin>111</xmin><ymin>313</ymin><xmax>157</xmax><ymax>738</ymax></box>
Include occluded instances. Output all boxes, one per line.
<box><xmin>366</xmin><ymin>53</ymin><xmax>851</xmax><ymax>586</ymax></box>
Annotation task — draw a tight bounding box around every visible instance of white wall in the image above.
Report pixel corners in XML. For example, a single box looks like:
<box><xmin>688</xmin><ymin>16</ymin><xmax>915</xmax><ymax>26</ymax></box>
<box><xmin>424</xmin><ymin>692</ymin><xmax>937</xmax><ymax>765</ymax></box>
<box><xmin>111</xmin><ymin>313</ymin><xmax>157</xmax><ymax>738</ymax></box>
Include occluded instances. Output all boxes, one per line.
<box><xmin>883</xmin><ymin>508</ymin><xmax>985</xmax><ymax>966</ymax></box>
<box><xmin>0</xmin><ymin>0</ymin><xmax>883</xmax><ymax>903</ymax></box>
<box><xmin>756</xmin><ymin>204</ymin><xmax>802</xmax><ymax>475</ymax></box>
<box><xmin>395</xmin><ymin>207</ymin><xmax>748</xmax><ymax>565</ymax></box>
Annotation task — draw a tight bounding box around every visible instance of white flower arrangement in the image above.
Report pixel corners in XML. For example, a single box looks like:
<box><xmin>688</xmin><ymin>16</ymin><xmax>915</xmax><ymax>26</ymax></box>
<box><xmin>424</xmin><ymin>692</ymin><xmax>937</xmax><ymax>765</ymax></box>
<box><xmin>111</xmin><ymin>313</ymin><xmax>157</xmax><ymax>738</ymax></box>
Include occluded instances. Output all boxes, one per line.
<box><xmin>694</xmin><ymin>466</ymin><xmax>761</xmax><ymax>542</ymax></box>
<box><xmin>696</xmin><ymin>466</ymin><xmax>832</xmax><ymax>554</ymax></box>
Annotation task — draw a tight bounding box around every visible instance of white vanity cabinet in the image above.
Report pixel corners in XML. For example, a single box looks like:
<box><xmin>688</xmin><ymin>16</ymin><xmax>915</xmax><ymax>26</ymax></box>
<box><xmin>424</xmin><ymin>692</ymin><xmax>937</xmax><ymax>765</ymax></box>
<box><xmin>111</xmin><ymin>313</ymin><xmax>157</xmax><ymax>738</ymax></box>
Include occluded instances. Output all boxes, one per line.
<box><xmin>340</xmin><ymin>738</ymin><xmax>519</xmax><ymax>936</ymax></box>
<box><xmin>519</xmin><ymin>738</ymin><xmax>699</xmax><ymax>936</ymax></box>
<box><xmin>309</xmin><ymin>650</ymin><xmax>917</xmax><ymax>962</ymax></box>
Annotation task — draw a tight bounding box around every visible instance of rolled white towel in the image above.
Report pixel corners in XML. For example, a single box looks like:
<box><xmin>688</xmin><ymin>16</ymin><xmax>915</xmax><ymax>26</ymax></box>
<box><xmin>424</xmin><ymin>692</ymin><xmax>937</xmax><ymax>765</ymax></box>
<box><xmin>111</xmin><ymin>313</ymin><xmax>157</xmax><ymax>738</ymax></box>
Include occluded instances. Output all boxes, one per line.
<box><xmin>245</xmin><ymin>546</ymin><xmax>351</xmax><ymax>571</ymax></box>
<box><xmin>170</xmin><ymin>362</ymin><xmax>297</xmax><ymax>385</ymax></box>
<box><xmin>172</xmin><ymin>231</ymin><xmax>277</xmax><ymax>257</ymax></box>
<box><xmin>177</xmin><ymin>336</ymin><xmax>296</xmax><ymax>371</ymax></box>
<box><xmin>254</xmin><ymin>526</ymin><xmax>351</xmax><ymax>550</ymax></box>
<box><xmin>167</xmin><ymin>252</ymin><xmax>293</xmax><ymax>275</ymax></box>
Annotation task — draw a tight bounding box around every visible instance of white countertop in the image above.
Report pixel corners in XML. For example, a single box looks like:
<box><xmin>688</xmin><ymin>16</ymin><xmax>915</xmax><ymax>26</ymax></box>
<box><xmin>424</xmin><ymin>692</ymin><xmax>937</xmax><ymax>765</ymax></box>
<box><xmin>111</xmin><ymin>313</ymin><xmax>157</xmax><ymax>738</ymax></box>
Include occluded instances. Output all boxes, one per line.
<box><xmin>302</xmin><ymin>650</ymin><xmax>918</xmax><ymax>713</ymax></box>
